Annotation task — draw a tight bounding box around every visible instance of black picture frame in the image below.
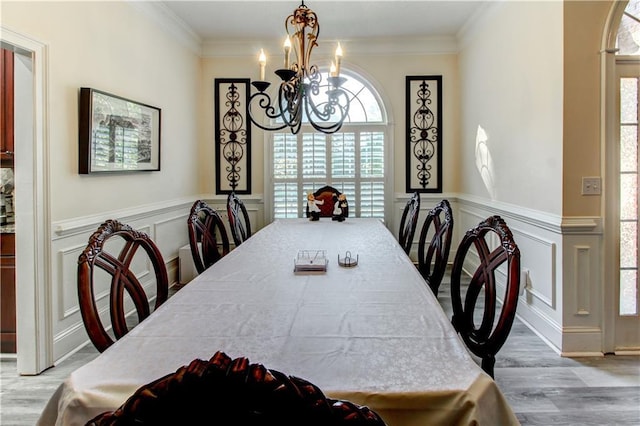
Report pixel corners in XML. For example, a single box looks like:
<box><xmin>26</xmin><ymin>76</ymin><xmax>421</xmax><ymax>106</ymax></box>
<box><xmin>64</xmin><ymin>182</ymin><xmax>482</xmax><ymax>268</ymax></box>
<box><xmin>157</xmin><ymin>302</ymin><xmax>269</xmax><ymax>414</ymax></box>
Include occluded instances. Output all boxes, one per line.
<box><xmin>405</xmin><ymin>75</ymin><xmax>442</xmax><ymax>193</ymax></box>
<box><xmin>215</xmin><ymin>78</ymin><xmax>251</xmax><ymax>194</ymax></box>
<box><xmin>79</xmin><ymin>88</ymin><xmax>161</xmax><ymax>174</ymax></box>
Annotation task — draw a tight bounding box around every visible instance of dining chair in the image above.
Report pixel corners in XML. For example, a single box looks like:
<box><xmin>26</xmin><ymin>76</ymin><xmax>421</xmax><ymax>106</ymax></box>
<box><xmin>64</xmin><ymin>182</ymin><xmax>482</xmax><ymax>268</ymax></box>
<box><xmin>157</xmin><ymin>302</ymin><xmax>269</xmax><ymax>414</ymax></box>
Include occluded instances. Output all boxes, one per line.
<box><xmin>305</xmin><ymin>185</ymin><xmax>349</xmax><ymax>220</ymax></box>
<box><xmin>398</xmin><ymin>192</ymin><xmax>420</xmax><ymax>255</ymax></box>
<box><xmin>187</xmin><ymin>200</ymin><xmax>230</xmax><ymax>274</ymax></box>
<box><xmin>450</xmin><ymin>215</ymin><xmax>521</xmax><ymax>378</ymax></box>
<box><xmin>417</xmin><ymin>199</ymin><xmax>454</xmax><ymax>297</ymax></box>
<box><xmin>226</xmin><ymin>192</ymin><xmax>252</xmax><ymax>247</ymax></box>
<box><xmin>77</xmin><ymin>219</ymin><xmax>169</xmax><ymax>353</ymax></box>
<box><xmin>87</xmin><ymin>350</ymin><xmax>387</xmax><ymax>426</ymax></box>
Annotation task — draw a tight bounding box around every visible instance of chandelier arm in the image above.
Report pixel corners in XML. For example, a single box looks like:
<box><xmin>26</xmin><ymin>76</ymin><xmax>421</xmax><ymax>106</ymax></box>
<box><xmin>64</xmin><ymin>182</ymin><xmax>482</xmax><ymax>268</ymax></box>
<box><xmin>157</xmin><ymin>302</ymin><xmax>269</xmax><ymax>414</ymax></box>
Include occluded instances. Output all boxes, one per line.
<box><xmin>278</xmin><ymin>79</ymin><xmax>304</xmax><ymax>129</ymax></box>
<box><xmin>248</xmin><ymin>92</ymin><xmax>289</xmax><ymax>131</ymax></box>
<box><xmin>305</xmin><ymin>87</ymin><xmax>349</xmax><ymax>124</ymax></box>
<box><xmin>304</xmin><ymin>100</ymin><xmax>345</xmax><ymax>134</ymax></box>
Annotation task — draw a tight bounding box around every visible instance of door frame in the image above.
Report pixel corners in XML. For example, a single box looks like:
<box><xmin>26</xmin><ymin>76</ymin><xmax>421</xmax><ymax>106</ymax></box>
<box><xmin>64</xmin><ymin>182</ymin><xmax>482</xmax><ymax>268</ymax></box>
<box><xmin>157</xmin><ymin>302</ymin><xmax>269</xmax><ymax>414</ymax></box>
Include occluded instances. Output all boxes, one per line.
<box><xmin>0</xmin><ymin>27</ymin><xmax>52</xmax><ymax>374</ymax></box>
<box><xmin>602</xmin><ymin>1</ymin><xmax>640</xmax><ymax>354</ymax></box>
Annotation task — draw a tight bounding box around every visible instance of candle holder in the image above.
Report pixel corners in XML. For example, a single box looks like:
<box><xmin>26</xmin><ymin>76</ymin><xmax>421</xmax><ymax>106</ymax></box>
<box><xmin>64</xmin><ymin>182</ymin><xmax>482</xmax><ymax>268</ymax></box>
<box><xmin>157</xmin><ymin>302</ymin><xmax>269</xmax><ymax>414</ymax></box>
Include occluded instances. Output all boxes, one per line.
<box><xmin>338</xmin><ymin>251</ymin><xmax>359</xmax><ymax>268</ymax></box>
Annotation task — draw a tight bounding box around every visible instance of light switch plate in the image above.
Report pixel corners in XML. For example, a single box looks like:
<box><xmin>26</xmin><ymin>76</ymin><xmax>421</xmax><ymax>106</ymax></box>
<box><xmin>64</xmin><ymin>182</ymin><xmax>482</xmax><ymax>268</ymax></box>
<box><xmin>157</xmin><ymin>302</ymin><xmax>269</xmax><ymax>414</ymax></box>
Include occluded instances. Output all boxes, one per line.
<box><xmin>582</xmin><ymin>177</ymin><xmax>601</xmax><ymax>195</ymax></box>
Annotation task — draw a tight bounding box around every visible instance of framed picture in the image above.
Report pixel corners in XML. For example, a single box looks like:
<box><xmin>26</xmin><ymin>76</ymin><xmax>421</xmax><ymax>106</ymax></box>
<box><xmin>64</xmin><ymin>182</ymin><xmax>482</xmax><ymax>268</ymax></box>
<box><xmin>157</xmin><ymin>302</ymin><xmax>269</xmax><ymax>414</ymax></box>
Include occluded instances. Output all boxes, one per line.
<box><xmin>79</xmin><ymin>88</ymin><xmax>161</xmax><ymax>174</ymax></box>
<box><xmin>406</xmin><ymin>75</ymin><xmax>442</xmax><ymax>193</ymax></box>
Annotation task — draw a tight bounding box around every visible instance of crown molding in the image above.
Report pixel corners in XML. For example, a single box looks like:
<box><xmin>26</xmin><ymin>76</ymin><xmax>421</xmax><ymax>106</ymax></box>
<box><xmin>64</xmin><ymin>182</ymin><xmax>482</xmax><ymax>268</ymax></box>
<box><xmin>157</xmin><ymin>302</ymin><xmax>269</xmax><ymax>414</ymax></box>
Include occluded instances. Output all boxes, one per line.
<box><xmin>129</xmin><ymin>1</ymin><xmax>202</xmax><ymax>56</ymax></box>
<box><xmin>202</xmin><ymin>35</ymin><xmax>460</xmax><ymax>58</ymax></box>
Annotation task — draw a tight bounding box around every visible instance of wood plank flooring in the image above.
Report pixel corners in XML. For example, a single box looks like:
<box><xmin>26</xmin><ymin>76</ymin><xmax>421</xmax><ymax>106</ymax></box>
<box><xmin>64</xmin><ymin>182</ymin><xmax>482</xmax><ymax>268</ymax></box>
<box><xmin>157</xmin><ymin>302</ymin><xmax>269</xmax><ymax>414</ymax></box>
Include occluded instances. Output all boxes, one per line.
<box><xmin>1</xmin><ymin>282</ymin><xmax>639</xmax><ymax>425</ymax></box>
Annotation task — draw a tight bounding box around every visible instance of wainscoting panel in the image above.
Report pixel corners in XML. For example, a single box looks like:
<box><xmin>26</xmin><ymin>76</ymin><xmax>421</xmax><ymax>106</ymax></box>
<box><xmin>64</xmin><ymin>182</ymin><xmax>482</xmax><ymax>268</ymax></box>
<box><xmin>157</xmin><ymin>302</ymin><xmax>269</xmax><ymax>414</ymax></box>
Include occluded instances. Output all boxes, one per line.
<box><xmin>51</xmin><ymin>198</ymin><xmax>195</xmax><ymax>362</ymax></box>
<box><xmin>50</xmin><ymin>196</ymin><xmax>265</xmax><ymax>362</ymax></box>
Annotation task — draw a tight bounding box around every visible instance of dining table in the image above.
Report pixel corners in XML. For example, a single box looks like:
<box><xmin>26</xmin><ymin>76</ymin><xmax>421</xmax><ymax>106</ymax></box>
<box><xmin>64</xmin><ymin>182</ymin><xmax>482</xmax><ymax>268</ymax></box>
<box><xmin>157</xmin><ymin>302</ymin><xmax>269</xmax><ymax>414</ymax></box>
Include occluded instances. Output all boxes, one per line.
<box><xmin>38</xmin><ymin>218</ymin><xmax>519</xmax><ymax>425</ymax></box>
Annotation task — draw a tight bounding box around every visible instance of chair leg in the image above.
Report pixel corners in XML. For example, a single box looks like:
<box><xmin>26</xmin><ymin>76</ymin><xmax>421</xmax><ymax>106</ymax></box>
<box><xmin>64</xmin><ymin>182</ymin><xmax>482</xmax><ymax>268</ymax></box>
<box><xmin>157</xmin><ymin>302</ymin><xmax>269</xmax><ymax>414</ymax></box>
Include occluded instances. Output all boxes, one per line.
<box><xmin>481</xmin><ymin>355</ymin><xmax>495</xmax><ymax>378</ymax></box>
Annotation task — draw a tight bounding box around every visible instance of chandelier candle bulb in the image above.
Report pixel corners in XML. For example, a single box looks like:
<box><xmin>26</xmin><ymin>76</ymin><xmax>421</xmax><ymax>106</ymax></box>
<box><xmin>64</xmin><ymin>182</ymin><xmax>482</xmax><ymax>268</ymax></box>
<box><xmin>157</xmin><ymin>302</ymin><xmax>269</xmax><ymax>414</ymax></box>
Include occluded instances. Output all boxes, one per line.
<box><xmin>284</xmin><ymin>36</ymin><xmax>292</xmax><ymax>69</ymax></box>
<box><xmin>335</xmin><ymin>42</ymin><xmax>343</xmax><ymax>76</ymax></box>
<box><xmin>259</xmin><ymin>49</ymin><xmax>266</xmax><ymax>81</ymax></box>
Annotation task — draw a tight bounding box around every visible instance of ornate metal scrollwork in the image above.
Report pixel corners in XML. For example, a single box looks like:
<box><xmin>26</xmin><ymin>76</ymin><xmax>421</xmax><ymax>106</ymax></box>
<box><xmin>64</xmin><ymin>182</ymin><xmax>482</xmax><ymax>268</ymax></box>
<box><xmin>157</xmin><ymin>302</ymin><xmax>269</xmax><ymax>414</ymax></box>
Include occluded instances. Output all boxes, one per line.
<box><xmin>410</xmin><ymin>80</ymin><xmax>437</xmax><ymax>187</ymax></box>
<box><xmin>215</xmin><ymin>79</ymin><xmax>251</xmax><ymax>194</ymax></box>
<box><xmin>406</xmin><ymin>76</ymin><xmax>442</xmax><ymax>193</ymax></box>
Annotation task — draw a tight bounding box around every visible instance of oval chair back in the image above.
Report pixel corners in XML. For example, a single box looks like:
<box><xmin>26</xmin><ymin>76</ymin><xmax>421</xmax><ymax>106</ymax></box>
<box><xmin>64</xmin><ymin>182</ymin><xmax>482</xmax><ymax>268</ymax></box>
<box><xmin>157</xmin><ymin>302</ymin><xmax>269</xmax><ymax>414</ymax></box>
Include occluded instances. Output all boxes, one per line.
<box><xmin>398</xmin><ymin>192</ymin><xmax>420</xmax><ymax>255</ymax></box>
<box><xmin>417</xmin><ymin>199</ymin><xmax>454</xmax><ymax>296</ymax></box>
<box><xmin>187</xmin><ymin>200</ymin><xmax>230</xmax><ymax>274</ymax></box>
<box><xmin>77</xmin><ymin>219</ymin><xmax>168</xmax><ymax>352</ymax></box>
<box><xmin>450</xmin><ymin>215</ymin><xmax>521</xmax><ymax>378</ymax></box>
<box><xmin>87</xmin><ymin>350</ymin><xmax>387</xmax><ymax>425</ymax></box>
<box><xmin>226</xmin><ymin>193</ymin><xmax>252</xmax><ymax>247</ymax></box>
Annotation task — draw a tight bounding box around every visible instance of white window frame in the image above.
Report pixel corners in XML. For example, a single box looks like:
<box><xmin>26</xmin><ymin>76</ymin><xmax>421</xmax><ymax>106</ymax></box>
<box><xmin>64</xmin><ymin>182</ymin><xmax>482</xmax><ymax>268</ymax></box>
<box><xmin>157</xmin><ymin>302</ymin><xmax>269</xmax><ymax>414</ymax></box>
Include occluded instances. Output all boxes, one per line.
<box><xmin>264</xmin><ymin>69</ymin><xmax>392</xmax><ymax>224</ymax></box>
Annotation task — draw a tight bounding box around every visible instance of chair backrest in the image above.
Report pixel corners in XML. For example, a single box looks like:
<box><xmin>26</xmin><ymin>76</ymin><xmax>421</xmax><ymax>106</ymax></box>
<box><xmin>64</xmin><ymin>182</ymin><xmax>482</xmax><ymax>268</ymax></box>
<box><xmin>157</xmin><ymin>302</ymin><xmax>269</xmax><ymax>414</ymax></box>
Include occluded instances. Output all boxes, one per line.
<box><xmin>450</xmin><ymin>215</ymin><xmax>521</xmax><ymax>378</ymax></box>
<box><xmin>417</xmin><ymin>199</ymin><xmax>454</xmax><ymax>296</ymax></box>
<box><xmin>77</xmin><ymin>219</ymin><xmax>168</xmax><ymax>353</ymax></box>
<box><xmin>305</xmin><ymin>185</ymin><xmax>349</xmax><ymax>218</ymax></box>
<box><xmin>227</xmin><ymin>192</ymin><xmax>252</xmax><ymax>247</ymax></box>
<box><xmin>398</xmin><ymin>192</ymin><xmax>420</xmax><ymax>254</ymax></box>
<box><xmin>87</xmin><ymin>350</ymin><xmax>387</xmax><ymax>426</ymax></box>
<box><xmin>187</xmin><ymin>200</ymin><xmax>230</xmax><ymax>274</ymax></box>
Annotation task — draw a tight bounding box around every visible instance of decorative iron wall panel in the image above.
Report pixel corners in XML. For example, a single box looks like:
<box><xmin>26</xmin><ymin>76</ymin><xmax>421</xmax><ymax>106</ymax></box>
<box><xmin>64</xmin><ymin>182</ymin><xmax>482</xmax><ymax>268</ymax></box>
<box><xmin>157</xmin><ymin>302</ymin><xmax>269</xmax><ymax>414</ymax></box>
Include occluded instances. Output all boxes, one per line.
<box><xmin>215</xmin><ymin>79</ymin><xmax>251</xmax><ymax>194</ymax></box>
<box><xmin>406</xmin><ymin>76</ymin><xmax>442</xmax><ymax>193</ymax></box>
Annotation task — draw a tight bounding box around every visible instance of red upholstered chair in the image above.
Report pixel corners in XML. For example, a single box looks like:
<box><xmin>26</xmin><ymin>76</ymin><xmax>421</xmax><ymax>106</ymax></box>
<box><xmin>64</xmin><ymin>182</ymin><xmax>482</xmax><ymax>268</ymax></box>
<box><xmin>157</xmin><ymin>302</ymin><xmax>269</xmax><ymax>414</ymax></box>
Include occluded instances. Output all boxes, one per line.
<box><xmin>226</xmin><ymin>192</ymin><xmax>252</xmax><ymax>247</ymax></box>
<box><xmin>450</xmin><ymin>215</ymin><xmax>521</xmax><ymax>378</ymax></box>
<box><xmin>398</xmin><ymin>192</ymin><xmax>420</xmax><ymax>255</ymax></box>
<box><xmin>77</xmin><ymin>219</ymin><xmax>168</xmax><ymax>353</ymax></box>
<box><xmin>305</xmin><ymin>185</ymin><xmax>349</xmax><ymax>220</ymax></box>
<box><xmin>87</xmin><ymin>351</ymin><xmax>387</xmax><ymax>426</ymax></box>
<box><xmin>187</xmin><ymin>200</ymin><xmax>230</xmax><ymax>274</ymax></box>
<box><xmin>417</xmin><ymin>199</ymin><xmax>454</xmax><ymax>297</ymax></box>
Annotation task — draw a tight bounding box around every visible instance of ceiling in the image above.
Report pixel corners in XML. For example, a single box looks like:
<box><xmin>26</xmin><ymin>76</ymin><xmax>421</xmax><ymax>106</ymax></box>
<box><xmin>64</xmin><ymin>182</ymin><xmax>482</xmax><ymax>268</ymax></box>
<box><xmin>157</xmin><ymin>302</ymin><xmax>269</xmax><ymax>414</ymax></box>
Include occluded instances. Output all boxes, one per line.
<box><xmin>160</xmin><ymin>1</ymin><xmax>487</xmax><ymax>43</ymax></box>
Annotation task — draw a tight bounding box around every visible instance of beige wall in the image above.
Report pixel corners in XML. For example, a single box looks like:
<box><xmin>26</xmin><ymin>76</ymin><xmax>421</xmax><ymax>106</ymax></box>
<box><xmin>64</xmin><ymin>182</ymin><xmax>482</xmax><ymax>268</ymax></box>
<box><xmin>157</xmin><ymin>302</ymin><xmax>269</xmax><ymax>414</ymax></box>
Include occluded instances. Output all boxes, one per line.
<box><xmin>1</xmin><ymin>1</ymin><xmax>202</xmax><ymax>221</ymax></box>
<box><xmin>201</xmin><ymin>52</ymin><xmax>460</xmax><ymax>202</ymax></box>
<box><xmin>459</xmin><ymin>1</ymin><xmax>564</xmax><ymax>214</ymax></box>
<box><xmin>563</xmin><ymin>0</ymin><xmax>612</xmax><ymax>217</ymax></box>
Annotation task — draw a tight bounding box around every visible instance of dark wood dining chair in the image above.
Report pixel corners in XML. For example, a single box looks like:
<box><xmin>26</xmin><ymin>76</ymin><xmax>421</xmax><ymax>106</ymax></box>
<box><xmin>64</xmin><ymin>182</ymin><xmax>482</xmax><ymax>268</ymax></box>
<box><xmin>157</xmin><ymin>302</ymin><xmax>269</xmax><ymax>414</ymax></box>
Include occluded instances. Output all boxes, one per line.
<box><xmin>77</xmin><ymin>219</ymin><xmax>168</xmax><ymax>353</ymax></box>
<box><xmin>450</xmin><ymin>215</ymin><xmax>521</xmax><ymax>378</ymax></box>
<box><xmin>305</xmin><ymin>185</ymin><xmax>349</xmax><ymax>219</ymax></box>
<box><xmin>87</xmin><ymin>350</ymin><xmax>387</xmax><ymax>426</ymax></box>
<box><xmin>226</xmin><ymin>192</ymin><xmax>252</xmax><ymax>247</ymax></box>
<box><xmin>187</xmin><ymin>200</ymin><xmax>230</xmax><ymax>274</ymax></box>
<box><xmin>398</xmin><ymin>192</ymin><xmax>420</xmax><ymax>255</ymax></box>
<box><xmin>417</xmin><ymin>199</ymin><xmax>454</xmax><ymax>297</ymax></box>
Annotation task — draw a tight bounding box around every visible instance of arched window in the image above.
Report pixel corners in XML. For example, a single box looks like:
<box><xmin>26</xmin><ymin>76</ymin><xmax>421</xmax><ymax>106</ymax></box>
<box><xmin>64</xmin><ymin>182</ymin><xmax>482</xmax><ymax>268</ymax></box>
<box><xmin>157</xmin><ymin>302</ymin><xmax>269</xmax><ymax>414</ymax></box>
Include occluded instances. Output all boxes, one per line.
<box><xmin>616</xmin><ymin>0</ymin><xmax>640</xmax><ymax>55</ymax></box>
<box><xmin>269</xmin><ymin>69</ymin><xmax>388</xmax><ymax>220</ymax></box>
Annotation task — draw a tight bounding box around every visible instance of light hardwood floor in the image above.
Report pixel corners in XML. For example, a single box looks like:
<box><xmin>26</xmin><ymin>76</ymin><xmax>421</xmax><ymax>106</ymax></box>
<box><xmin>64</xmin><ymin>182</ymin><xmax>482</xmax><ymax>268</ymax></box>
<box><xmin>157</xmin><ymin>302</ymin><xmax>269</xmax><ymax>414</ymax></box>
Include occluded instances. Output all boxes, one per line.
<box><xmin>1</xmin><ymin>282</ymin><xmax>639</xmax><ymax>425</ymax></box>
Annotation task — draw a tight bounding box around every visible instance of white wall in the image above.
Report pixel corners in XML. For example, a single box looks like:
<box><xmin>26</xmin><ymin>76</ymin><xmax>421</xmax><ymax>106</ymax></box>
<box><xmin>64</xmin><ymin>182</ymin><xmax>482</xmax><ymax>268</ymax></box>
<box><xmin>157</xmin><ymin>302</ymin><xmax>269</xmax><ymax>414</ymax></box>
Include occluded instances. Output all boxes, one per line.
<box><xmin>456</xmin><ymin>1</ymin><xmax>566</xmax><ymax>352</ymax></box>
<box><xmin>2</xmin><ymin>1</ymin><xmax>202</xmax><ymax>221</ymax></box>
<box><xmin>459</xmin><ymin>1</ymin><xmax>563</xmax><ymax>215</ymax></box>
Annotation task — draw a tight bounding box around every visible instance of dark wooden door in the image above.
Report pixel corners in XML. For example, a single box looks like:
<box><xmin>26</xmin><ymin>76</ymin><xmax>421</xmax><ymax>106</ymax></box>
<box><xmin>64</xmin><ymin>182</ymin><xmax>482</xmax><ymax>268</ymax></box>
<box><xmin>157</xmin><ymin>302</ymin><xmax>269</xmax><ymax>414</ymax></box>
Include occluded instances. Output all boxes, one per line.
<box><xmin>0</xmin><ymin>47</ymin><xmax>16</xmax><ymax>353</ymax></box>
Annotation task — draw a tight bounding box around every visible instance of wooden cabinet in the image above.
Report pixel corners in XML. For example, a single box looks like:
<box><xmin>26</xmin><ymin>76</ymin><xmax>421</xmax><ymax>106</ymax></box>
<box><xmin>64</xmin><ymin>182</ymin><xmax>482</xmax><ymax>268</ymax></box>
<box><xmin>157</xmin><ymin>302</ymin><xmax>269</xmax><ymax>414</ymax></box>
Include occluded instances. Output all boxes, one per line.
<box><xmin>1</xmin><ymin>48</ymin><xmax>14</xmax><ymax>166</ymax></box>
<box><xmin>1</xmin><ymin>232</ymin><xmax>16</xmax><ymax>353</ymax></box>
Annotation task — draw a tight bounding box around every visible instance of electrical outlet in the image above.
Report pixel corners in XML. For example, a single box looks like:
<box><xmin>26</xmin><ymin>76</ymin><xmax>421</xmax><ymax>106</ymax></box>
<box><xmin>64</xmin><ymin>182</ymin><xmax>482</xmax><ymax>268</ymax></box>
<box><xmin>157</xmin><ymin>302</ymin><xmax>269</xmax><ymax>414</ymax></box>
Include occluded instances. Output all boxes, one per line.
<box><xmin>519</xmin><ymin>268</ymin><xmax>530</xmax><ymax>296</ymax></box>
<box><xmin>581</xmin><ymin>177</ymin><xmax>601</xmax><ymax>195</ymax></box>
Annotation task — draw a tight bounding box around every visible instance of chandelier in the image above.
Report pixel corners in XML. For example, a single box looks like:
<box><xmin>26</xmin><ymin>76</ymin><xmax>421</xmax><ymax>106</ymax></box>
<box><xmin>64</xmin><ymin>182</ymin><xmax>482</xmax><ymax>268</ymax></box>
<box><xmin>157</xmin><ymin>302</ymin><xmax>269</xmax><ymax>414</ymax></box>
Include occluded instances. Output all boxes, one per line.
<box><xmin>248</xmin><ymin>1</ymin><xmax>350</xmax><ymax>134</ymax></box>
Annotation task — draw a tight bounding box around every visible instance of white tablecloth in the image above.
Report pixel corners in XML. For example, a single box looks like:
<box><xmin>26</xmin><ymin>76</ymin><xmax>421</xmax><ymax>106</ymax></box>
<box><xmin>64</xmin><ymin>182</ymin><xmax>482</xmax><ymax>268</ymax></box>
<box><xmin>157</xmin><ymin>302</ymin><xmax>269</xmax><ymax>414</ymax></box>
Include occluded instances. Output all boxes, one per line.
<box><xmin>38</xmin><ymin>218</ymin><xmax>518</xmax><ymax>425</ymax></box>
